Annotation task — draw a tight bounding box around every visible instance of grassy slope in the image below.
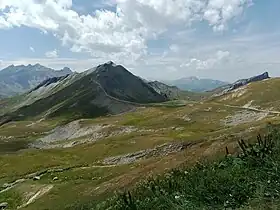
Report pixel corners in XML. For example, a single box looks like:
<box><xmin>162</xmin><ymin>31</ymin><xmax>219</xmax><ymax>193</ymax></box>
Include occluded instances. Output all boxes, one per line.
<box><xmin>212</xmin><ymin>78</ymin><xmax>280</xmax><ymax>111</ymax></box>
<box><xmin>2</xmin><ymin>78</ymin><xmax>280</xmax><ymax>209</ymax></box>
<box><xmin>4</xmin><ymin>74</ymin><xmax>110</xmax><ymax>121</ymax></box>
<box><xmin>1</xmin><ymin>99</ymin><xmax>280</xmax><ymax>209</ymax></box>
<box><xmin>96</xmin><ymin>127</ymin><xmax>280</xmax><ymax>210</ymax></box>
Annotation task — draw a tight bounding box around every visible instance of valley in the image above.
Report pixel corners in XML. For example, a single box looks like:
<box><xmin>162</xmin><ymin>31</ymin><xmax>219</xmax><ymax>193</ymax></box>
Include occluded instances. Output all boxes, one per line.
<box><xmin>0</xmin><ymin>62</ymin><xmax>279</xmax><ymax>209</ymax></box>
<box><xmin>0</xmin><ymin>1</ymin><xmax>279</xmax><ymax>209</ymax></box>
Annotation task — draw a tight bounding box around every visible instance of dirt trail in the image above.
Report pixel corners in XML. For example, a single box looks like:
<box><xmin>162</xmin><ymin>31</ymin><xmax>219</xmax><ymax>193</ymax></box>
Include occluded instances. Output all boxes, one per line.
<box><xmin>17</xmin><ymin>185</ymin><xmax>54</xmax><ymax>209</ymax></box>
<box><xmin>73</xmin><ymin>164</ymin><xmax>117</xmax><ymax>171</ymax></box>
<box><xmin>0</xmin><ymin>179</ymin><xmax>26</xmax><ymax>194</ymax></box>
<box><xmin>225</xmin><ymin>104</ymin><xmax>280</xmax><ymax>114</ymax></box>
<box><xmin>214</xmin><ymin>102</ymin><xmax>280</xmax><ymax>115</ymax></box>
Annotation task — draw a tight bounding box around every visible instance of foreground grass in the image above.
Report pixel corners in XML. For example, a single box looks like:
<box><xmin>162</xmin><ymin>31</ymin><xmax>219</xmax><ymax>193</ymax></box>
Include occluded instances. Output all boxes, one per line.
<box><xmin>69</xmin><ymin>125</ymin><xmax>280</xmax><ymax>210</ymax></box>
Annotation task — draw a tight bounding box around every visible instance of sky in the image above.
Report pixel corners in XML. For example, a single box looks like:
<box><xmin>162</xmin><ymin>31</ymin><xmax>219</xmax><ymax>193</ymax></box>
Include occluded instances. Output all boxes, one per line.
<box><xmin>0</xmin><ymin>0</ymin><xmax>279</xmax><ymax>82</ymax></box>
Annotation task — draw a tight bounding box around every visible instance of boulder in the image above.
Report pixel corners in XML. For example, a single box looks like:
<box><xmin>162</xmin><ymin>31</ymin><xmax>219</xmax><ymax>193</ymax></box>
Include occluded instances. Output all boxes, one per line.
<box><xmin>0</xmin><ymin>202</ymin><xmax>8</xmax><ymax>209</ymax></box>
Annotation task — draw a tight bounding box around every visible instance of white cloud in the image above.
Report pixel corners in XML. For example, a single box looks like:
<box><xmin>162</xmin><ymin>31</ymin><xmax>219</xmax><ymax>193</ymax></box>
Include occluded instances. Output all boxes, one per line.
<box><xmin>45</xmin><ymin>49</ymin><xmax>58</xmax><ymax>58</ymax></box>
<box><xmin>29</xmin><ymin>46</ymin><xmax>35</xmax><ymax>52</ymax></box>
<box><xmin>169</xmin><ymin>44</ymin><xmax>180</xmax><ymax>53</ymax></box>
<box><xmin>204</xmin><ymin>0</ymin><xmax>253</xmax><ymax>31</ymax></box>
<box><xmin>92</xmin><ymin>0</ymin><xmax>116</xmax><ymax>8</ymax></box>
<box><xmin>0</xmin><ymin>0</ymin><xmax>253</xmax><ymax>61</ymax></box>
<box><xmin>180</xmin><ymin>50</ymin><xmax>230</xmax><ymax>69</ymax></box>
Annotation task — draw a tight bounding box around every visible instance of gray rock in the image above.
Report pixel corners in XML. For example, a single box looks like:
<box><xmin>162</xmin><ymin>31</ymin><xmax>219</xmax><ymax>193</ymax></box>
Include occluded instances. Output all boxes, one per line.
<box><xmin>103</xmin><ymin>142</ymin><xmax>192</xmax><ymax>165</ymax></box>
<box><xmin>148</xmin><ymin>81</ymin><xmax>185</xmax><ymax>100</ymax></box>
<box><xmin>2</xmin><ymin>183</ymin><xmax>10</xmax><ymax>188</ymax></box>
<box><xmin>0</xmin><ymin>202</ymin><xmax>8</xmax><ymax>209</ymax></box>
<box><xmin>211</xmin><ymin>72</ymin><xmax>269</xmax><ymax>97</ymax></box>
<box><xmin>33</xmin><ymin>176</ymin><xmax>41</xmax><ymax>180</ymax></box>
<box><xmin>229</xmin><ymin>72</ymin><xmax>269</xmax><ymax>91</ymax></box>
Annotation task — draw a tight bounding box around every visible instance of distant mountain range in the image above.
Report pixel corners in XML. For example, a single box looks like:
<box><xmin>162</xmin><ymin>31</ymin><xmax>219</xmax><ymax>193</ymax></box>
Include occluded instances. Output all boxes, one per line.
<box><xmin>0</xmin><ymin>61</ymin><xmax>196</xmax><ymax>124</ymax></box>
<box><xmin>0</xmin><ymin>61</ymin><xmax>271</xmax><ymax>127</ymax></box>
<box><xmin>0</xmin><ymin>64</ymin><xmax>72</xmax><ymax>98</ymax></box>
<box><xmin>0</xmin><ymin>63</ymin><xmax>229</xmax><ymax>99</ymax></box>
<box><xmin>163</xmin><ymin>77</ymin><xmax>229</xmax><ymax>92</ymax></box>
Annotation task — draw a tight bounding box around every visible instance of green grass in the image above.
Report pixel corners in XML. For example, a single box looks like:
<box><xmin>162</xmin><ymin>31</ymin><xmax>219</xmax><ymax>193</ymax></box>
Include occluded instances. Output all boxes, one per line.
<box><xmin>212</xmin><ymin>78</ymin><xmax>280</xmax><ymax>110</ymax></box>
<box><xmin>0</xmin><ymin>102</ymin><xmax>273</xmax><ymax>181</ymax></box>
<box><xmin>1</xmin><ymin>99</ymin><xmax>280</xmax><ymax>209</ymax></box>
<box><xmin>149</xmin><ymin>100</ymin><xmax>190</xmax><ymax>107</ymax></box>
<box><xmin>0</xmin><ymin>120</ymin><xmax>60</xmax><ymax>154</ymax></box>
<box><xmin>69</xmin><ymin>125</ymin><xmax>280</xmax><ymax>210</ymax></box>
<box><xmin>23</xmin><ymin>165</ymin><xmax>134</xmax><ymax>210</ymax></box>
<box><xmin>0</xmin><ymin>189</ymin><xmax>22</xmax><ymax>209</ymax></box>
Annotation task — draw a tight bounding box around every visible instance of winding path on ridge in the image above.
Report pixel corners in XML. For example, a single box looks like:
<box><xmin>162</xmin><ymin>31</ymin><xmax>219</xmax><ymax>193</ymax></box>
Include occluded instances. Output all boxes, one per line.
<box><xmin>212</xmin><ymin>102</ymin><xmax>280</xmax><ymax>115</ymax></box>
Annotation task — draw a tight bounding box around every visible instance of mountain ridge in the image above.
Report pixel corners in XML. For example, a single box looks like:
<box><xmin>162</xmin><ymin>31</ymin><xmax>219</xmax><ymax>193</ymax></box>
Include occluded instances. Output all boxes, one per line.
<box><xmin>0</xmin><ymin>64</ymin><xmax>73</xmax><ymax>98</ymax></box>
<box><xmin>163</xmin><ymin>77</ymin><xmax>229</xmax><ymax>92</ymax></box>
<box><xmin>210</xmin><ymin>72</ymin><xmax>270</xmax><ymax>96</ymax></box>
<box><xmin>1</xmin><ymin>62</ymin><xmax>188</xmax><ymax>124</ymax></box>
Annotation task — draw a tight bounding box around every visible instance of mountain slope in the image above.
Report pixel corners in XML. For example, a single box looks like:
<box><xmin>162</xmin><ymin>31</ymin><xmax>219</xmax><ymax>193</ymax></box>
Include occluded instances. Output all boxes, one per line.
<box><xmin>209</xmin><ymin>72</ymin><xmax>270</xmax><ymax>97</ymax></box>
<box><xmin>208</xmin><ymin>72</ymin><xmax>280</xmax><ymax>112</ymax></box>
<box><xmin>164</xmin><ymin>77</ymin><xmax>229</xmax><ymax>92</ymax></box>
<box><xmin>148</xmin><ymin>81</ymin><xmax>203</xmax><ymax>100</ymax></box>
<box><xmin>90</xmin><ymin>62</ymin><xmax>167</xmax><ymax>103</ymax></box>
<box><xmin>0</xmin><ymin>64</ymin><xmax>72</xmax><ymax>98</ymax></box>
<box><xmin>0</xmin><ymin>62</ymin><xmax>169</xmax><ymax>122</ymax></box>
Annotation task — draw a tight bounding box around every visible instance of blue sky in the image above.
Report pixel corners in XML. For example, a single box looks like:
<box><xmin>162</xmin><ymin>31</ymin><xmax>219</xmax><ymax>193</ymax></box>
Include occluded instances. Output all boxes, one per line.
<box><xmin>0</xmin><ymin>0</ymin><xmax>279</xmax><ymax>82</ymax></box>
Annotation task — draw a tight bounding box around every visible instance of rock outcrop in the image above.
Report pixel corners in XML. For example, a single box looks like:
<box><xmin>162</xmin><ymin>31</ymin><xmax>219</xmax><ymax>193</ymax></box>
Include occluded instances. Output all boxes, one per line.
<box><xmin>102</xmin><ymin>142</ymin><xmax>192</xmax><ymax>165</ymax></box>
<box><xmin>30</xmin><ymin>74</ymin><xmax>70</xmax><ymax>92</ymax></box>
<box><xmin>148</xmin><ymin>81</ymin><xmax>184</xmax><ymax>100</ymax></box>
<box><xmin>211</xmin><ymin>72</ymin><xmax>270</xmax><ymax>97</ymax></box>
<box><xmin>230</xmin><ymin>72</ymin><xmax>269</xmax><ymax>91</ymax></box>
<box><xmin>0</xmin><ymin>202</ymin><xmax>8</xmax><ymax>210</ymax></box>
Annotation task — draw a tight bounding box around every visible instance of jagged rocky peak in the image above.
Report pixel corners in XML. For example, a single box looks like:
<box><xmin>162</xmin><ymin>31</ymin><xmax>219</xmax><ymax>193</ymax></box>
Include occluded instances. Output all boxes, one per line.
<box><xmin>94</xmin><ymin>61</ymin><xmax>129</xmax><ymax>76</ymax></box>
<box><xmin>252</xmin><ymin>71</ymin><xmax>269</xmax><ymax>81</ymax></box>
<box><xmin>61</xmin><ymin>67</ymin><xmax>71</xmax><ymax>71</ymax></box>
<box><xmin>4</xmin><ymin>63</ymin><xmax>46</xmax><ymax>72</ymax></box>
<box><xmin>60</xmin><ymin>67</ymin><xmax>72</xmax><ymax>74</ymax></box>
<box><xmin>31</xmin><ymin>74</ymin><xmax>70</xmax><ymax>92</ymax></box>
<box><xmin>33</xmin><ymin>63</ymin><xmax>43</xmax><ymax>67</ymax></box>
<box><xmin>212</xmin><ymin>71</ymin><xmax>271</xmax><ymax>97</ymax></box>
<box><xmin>4</xmin><ymin>63</ymin><xmax>72</xmax><ymax>72</ymax></box>
<box><xmin>97</xmin><ymin>61</ymin><xmax>117</xmax><ymax>69</ymax></box>
<box><xmin>231</xmin><ymin>71</ymin><xmax>269</xmax><ymax>89</ymax></box>
<box><xmin>0</xmin><ymin>63</ymin><xmax>73</xmax><ymax>97</ymax></box>
<box><xmin>105</xmin><ymin>60</ymin><xmax>116</xmax><ymax>66</ymax></box>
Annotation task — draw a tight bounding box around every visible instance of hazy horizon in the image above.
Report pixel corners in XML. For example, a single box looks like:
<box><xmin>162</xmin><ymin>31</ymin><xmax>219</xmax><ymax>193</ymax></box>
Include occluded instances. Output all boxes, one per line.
<box><xmin>0</xmin><ymin>61</ymin><xmax>277</xmax><ymax>83</ymax></box>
